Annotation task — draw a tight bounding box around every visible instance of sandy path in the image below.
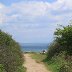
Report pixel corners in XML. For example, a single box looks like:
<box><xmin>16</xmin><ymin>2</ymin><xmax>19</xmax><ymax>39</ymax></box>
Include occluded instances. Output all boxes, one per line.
<box><xmin>24</xmin><ymin>54</ymin><xmax>50</xmax><ymax>72</ymax></box>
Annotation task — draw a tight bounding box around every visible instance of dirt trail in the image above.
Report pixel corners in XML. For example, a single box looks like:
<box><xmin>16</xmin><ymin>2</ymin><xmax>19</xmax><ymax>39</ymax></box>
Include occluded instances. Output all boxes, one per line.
<box><xmin>24</xmin><ymin>54</ymin><xmax>50</xmax><ymax>72</ymax></box>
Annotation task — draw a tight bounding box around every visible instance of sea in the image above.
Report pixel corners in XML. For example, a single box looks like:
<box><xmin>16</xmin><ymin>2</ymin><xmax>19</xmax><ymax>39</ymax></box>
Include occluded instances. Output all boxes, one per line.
<box><xmin>20</xmin><ymin>43</ymin><xmax>49</xmax><ymax>52</ymax></box>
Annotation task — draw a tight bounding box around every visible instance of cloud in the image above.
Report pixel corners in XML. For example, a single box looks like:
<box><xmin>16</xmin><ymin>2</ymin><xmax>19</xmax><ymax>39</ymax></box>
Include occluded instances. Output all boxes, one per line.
<box><xmin>0</xmin><ymin>3</ymin><xmax>5</xmax><ymax>9</ymax></box>
<box><xmin>1</xmin><ymin>0</ymin><xmax>72</xmax><ymax>25</ymax></box>
<box><xmin>0</xmin><ymin>3</ymin><xmax>5</xmax><ymax>24</ymax></box>
<box><xmin>0</xmin><ymin>0</ymin><xmax>72</xmax><ymax>43</ymax></box>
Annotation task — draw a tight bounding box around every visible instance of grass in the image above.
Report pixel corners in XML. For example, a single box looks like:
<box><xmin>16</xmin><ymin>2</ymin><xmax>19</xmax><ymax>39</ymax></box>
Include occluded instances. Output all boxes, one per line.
<box><xmin>30</xmin><ymin>53</ymin><xmax>47</xmax><ymax>63</ymax></box>
<box><xmin>45</xmin><ymin>63</ymin><xmax>57</xmax><ymax>72</ymax></box>
<box><xmin>44</xmin><ymin>59</ymin><xmax>60</xmax><ymax>72</ymax></box>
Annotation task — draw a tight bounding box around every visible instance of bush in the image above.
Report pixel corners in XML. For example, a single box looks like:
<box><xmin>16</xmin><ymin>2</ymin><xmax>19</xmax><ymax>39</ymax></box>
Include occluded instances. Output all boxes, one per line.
<box><xmin>47</xmin><ymin>41</ymin><xmax>63</xmax><ymax>59</ymax></box>
<box><xmin>46</xmin><ymin>24</ymin><xmax>72</xmax><ymax>72</ymax></box>
<box><xmin>0</xmin><ymin>30</ymin><xmax>25</xmax><ymax>72</ymax></box>
<box><xmin>47</xmin><ymin>24</ymin><xmax>72</xmax><ymax>59</ymax></box>
<box><xmin>59</xmin><ymin>63</ymin><xmax>72</xmax><ymax>72</ymax></box>
<box><xmin>54</xmin><ymin>25</ymin><xmax>72</xmax><ymax>55</ymax></box>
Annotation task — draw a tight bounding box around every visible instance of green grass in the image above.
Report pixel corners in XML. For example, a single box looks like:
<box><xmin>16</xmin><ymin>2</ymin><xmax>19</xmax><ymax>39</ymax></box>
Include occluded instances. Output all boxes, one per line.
<box><xmin>45</xmin><ymin>63</ymin><xmax>57</xmax><ymax>72</ymax></box>
<box><xmin>30</xmin><ymin>53</ymin><xmax>47</xmax><ymax>62</ymax></box>
<box><xmin>44</xmin><ymin>59</ymin><xmax>60</xmax><ymax>72</ymax></box>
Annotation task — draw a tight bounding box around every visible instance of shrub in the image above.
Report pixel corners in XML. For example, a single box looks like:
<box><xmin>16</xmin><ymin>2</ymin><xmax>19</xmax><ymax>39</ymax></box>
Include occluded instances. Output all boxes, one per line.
<box><xmin>0</xmin><ymin>64</ymin><xmax>6</xmax><ymax>72</ymax></box>
<box><xmin>54</xmin><ymin>25</ymin><xmax>72</xmax><ymax>55</ymax></box>
<box><xmin>59</xmin><ymin>63</ymin><xmax>72</xmax><ymax>72</ymax></box>
<box><xmin>47</xmin><ymin>41</ymin><xmax>62</xmax><ymax>59</ymax></box>
<box><xmin>46</xmin><ymin>24</ymin><xmax>72</xmax><ymax>72</ymax></box>
<box><xmin>0</xmin><ymin>30</ymin><xmax>25</xmax><ymax>72</ymax></box>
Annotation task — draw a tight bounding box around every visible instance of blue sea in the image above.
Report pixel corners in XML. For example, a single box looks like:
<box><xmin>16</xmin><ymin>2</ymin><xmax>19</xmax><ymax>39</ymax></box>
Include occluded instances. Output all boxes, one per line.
<box><xmin>20</xmin><ymin>43</ymin><xmax>49</xmax><ymax>52</ymax></box>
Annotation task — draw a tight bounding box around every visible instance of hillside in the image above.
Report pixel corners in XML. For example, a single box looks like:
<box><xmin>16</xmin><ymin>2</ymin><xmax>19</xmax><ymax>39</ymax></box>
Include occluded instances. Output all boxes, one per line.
<box><xmin>0</xmin><ymin>30</ymin><xmax>26</xmax><ymax>72</ymax></box>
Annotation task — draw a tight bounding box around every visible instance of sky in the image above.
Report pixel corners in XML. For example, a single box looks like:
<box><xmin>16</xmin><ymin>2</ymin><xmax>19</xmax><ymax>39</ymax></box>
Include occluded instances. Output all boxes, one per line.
<box><xmin>0</xmin><ymin>0</ymin><xmax>72</xmax><ymax>43</ymax></box>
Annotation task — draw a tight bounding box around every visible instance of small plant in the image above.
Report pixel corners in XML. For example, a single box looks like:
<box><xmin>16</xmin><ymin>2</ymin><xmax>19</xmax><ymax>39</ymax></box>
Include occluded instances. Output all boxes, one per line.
<box><xmin>0</xmin><ymin>64</ymin><xmax>6</xmax><ymax>72</ymax></box>
<box><xmin>59</xmin><ymin>63</ymin><xmax>72</xmax><ymax>72</ymax></box>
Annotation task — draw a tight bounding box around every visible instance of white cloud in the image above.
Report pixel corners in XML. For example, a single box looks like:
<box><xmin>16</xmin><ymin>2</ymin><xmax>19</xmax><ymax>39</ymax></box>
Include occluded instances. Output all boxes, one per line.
<box><xmin>1</xmin><ymin>0</ymin><xmax>72</xmax><ymax>25</ymax></box>
<box><xmin>64</xmin><ymin>0</ymin><xmax>72</xmax><ymax>9</ymax></box>
<box><xmin>0</xmin><ymin>3</ymin><xmax>5</xmax><ymax>24</ymax></box>
<box><xmin>11</xmin><ymin>1</ymin><xmax>50</xmax><ymax>17</ymax></box>
<box><xmin>0</xmin><ymin>3</ymin><xmax>5</xmax><ymax>9</ymax></box>
<box><xmin>0</xmin><ymin>0</ymin><xmax>72</xmax><ymax>43</ymax></box>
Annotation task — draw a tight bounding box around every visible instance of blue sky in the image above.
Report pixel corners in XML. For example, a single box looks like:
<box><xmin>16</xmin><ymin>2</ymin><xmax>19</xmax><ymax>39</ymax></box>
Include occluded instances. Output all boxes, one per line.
<box><xmin>0</xmin><ymin>0</ymin><xmax>57</xmax><ymax>5</ymax></box>
<box><xmin>0</xmin><ymin>0</ymin><xmax>72</xmax><ymax>43</ymax></box>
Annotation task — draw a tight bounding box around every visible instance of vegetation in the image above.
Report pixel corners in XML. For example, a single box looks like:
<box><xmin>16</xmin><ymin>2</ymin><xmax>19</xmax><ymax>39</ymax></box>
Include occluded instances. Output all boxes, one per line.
<box><xmin>46</xmin><ymin>24</ymin><xmax>72</xmax><ymax>72</ymax></box>
<box><xmin>0</xmin><ymin>30</ymin><xmax>26</xmax><ymax>72</ymax></box>
<box><xmin>30</xmin><ymin>53</ymin><xmax>47</xmax><ymax>63</ymax></box>
<box><xmin>30</xmin><ymin>53</ymin><xmax>51</xmax><ymax>71</ymax></box>
<box><xmin>29</xmin><ymin>24</ymin><xmax>72</xmax><ymax>72</ymax></box>
<box><xmin>0</xmin><ymin>64</ymin><xmax>6</xmax><ymax>72</ymax></box>
<box><xmin>55</xmin><ymin>24</ymin><xmax>72</xmax><ymax>55</ymax></box>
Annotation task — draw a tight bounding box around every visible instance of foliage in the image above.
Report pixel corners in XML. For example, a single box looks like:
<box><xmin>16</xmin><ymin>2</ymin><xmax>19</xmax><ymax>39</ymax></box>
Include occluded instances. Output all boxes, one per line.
<box><xmin>0</xmin><ymin>64</ymin><xmax>6</xmax><ymax>72</ymax></box>
<box><xmin>0</xmin><ymin>30</ymin><xmax>26</xmax><ymax>72</ymax></box>
<box><xmin>30</xmin><ymin>53</ymin><xmax>47</xmax><ymax>63</ymax></box>
<box><xmin>46</xmin><ymin>24</ymin><xmax>72</xmax><ymax>72</ymax></box>
<box><xmin>47</xmin><ymin>24</ymin><xmax>72</xmax><ymax>58</ymax></box>
<box><xmin>59</xmin><ymin>63</ymin><xmax>72</xmax><ymax>72</ymax></box>
<box><xmin>47</xmin><ymin>41</ymin><xmax>61</xmax><ymax>59</ymax></box>
<box><xmin>54</xmin><ymin>25</ymin><xmax>72</xmax><ymax>55</ymax></box>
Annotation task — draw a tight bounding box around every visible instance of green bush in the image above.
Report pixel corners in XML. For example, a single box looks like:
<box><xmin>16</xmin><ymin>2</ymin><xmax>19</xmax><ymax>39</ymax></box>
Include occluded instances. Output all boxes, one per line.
<box><xmin>47</xmin><ymin>24</ymin><xmax>72</xmax><ymax>59</ymax></box>
<box><xmin>59</xmin><ymin>63</ymin><xmax>72</xmax><ymax>72</ymax></box>
<box><xmin>46</xmin><ymin>24</ymin><xmax>72</xmax><ymax>72</ymax></box>
<box><xmin>54</xmin><ymin>25</ymin><xmax>72</xmax><ymax>55</ymax></box>
<box><xmin>47</xmin><ymin>42</ymin><xmax>63</xmax><ymax>59</ymax></box>
<box><xmin>0</xmin><ymin>30</ymin><xmax>25</xmax><ymax>72</ymax></box>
